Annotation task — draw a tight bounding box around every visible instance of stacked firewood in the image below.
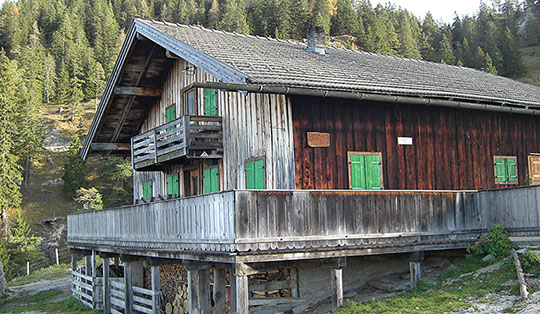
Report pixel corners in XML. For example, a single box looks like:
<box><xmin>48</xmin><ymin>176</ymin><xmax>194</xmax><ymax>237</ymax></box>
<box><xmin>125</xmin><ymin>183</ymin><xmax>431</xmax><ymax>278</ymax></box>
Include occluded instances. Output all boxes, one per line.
<box><xmin>165</xmin><ymin>282</ymin><xmax>189</xmax><ymax>314</ymax></box>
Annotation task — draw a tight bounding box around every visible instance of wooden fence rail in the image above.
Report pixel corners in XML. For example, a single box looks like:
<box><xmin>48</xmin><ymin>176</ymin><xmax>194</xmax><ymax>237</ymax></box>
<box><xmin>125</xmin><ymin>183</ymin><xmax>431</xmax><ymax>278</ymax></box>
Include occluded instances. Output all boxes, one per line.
<box><xmin>68</xmin><ymin>186</ymin><xmax>540</xmax><ymax>255</ymax></box>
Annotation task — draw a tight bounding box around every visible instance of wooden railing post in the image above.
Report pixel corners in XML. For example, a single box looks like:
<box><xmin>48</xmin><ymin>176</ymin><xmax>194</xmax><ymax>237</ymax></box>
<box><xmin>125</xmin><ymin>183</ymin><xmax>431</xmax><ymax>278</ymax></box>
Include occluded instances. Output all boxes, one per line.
<box><xmin>91</xmin><ymin>250</ymin><xmax>99</xmax><ymax>310</ymax></box>
<box><xmin>153</xmin><ymin>128</ymin><xmax>158</xmax><ymax>164</ymax></box>
<box><xmin>130</xmin><ymin>137</ymin><xmax>134</xmax><ymax>170</ymax></box>
<box><xmin>183</xmin><ymin>115</ymin><xmax>190</xmax><ymax>149</ymax></box>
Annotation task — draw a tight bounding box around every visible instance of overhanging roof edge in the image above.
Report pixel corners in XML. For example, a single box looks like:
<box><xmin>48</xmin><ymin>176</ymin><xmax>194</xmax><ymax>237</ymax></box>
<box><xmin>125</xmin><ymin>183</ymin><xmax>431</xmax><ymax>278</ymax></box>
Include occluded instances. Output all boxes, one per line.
<box><xmin>135</xmin><ymin>19</ymin><xmax>249</xmax><ymax>85</ymax></box>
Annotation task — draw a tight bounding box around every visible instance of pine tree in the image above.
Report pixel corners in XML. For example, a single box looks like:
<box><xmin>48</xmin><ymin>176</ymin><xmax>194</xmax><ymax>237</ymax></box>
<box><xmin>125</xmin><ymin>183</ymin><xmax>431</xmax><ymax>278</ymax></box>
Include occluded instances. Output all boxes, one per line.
<box><xmin>396</xmin><ymin>11</ymin><xmax>421</xmax><ymax>59</ymax></box>
<box><xmin>62</xmin><ymin>135</ymin><xmax>87</xmax><ymax>198</ymax></box>
<box><xmin>310</xmin><ymin>0</ymin><xmax>331</xmax><ymax>34</ymax></box>
<box><xmin>499</xmin><ymin>26</ymin><xmax>524</xmax><ymax>77</ymax></box>
<box><xmin>475</xmin><ymin>46</ymin><xmax>498</xmax><ymax>74</ymax></box>
<box><xmin>330</xmin><ymin>0</ymin><xmax>359</xmax><ymax>36</ymax></box>
<box><xmin>218</xmin><ymin>0</ymin><xmax>249</xmax><ymax>33</ymax></box>
<box><xmin>289</xmin><ymin>0</ymin><xmax>309</xmax><ymax>39</ymax></box>
<box><xmin>437</xmin><ymin>33</ymin><xmax>456</xmax><ymax>65</ymax></box>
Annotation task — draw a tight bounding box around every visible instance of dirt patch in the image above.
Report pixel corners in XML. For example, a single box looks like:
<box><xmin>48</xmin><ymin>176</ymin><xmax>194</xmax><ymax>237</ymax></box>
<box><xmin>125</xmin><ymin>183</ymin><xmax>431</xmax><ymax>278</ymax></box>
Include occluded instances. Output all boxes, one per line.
<box><xmin>7</xmin><ymin>277</ymin><xmax>70</xmax><ymax>300</ymax></box>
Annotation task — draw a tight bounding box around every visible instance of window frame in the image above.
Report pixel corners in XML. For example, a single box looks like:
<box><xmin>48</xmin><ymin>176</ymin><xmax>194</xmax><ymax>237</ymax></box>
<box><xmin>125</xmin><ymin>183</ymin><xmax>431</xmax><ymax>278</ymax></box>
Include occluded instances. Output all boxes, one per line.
<box><xmin>184</xmin><ymin>166</ymin><xmax>201</xmax><ymax>197</ymax></box>
<box><xmin>347</xmin><ymin>151</ymin><xmax>384</xmax><ymax>190</ymax></box>
<box><xmin>245</xmin><ymin>156</ymin><xmax>266</xmax><ymax>189</ymax></box>
<box><xmin>182</xmin><ymin>87</ymin><xmax>197</xmax><ymax>116</ymax></box>
<box><xmin>528</xmin><ymin>153</ymin><xmax>540</xmax><ymax>185</ymax></box>
<box><xmin>494</xmin><ymin>155</ymin><xmax>518</xmax><ymax>185</ymax></box>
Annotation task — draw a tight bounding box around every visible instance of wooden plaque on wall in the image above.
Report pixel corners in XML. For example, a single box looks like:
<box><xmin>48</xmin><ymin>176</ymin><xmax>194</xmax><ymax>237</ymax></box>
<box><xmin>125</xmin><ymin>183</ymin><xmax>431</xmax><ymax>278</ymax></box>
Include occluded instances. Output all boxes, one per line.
<box><xmin>307</xmin><ymin>132</ymin><xmax>330</xmax><ymax>148</ymax></box>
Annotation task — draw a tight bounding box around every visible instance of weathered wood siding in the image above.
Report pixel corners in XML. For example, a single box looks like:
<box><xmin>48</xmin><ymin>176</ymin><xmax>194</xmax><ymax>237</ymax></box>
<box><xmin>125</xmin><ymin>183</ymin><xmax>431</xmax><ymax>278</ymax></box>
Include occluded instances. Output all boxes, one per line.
<box><xmin>68</xmin><ymin>186</ymin><xmax>540</xmax><ymax>256</ymax></box>
<box><xmin>133</xmin><ymin>59</ymin><xmax>295</xmax><ymax>200</ymax></box>
<box><xmin>70</xmin><ymin>192</ymin><xmax>236</xmax><ymax>252</ymax></box>
<box><xmin>292</xmin><ymin>95</ymin><xmax>540</xmax><ymax>190</ymax></box>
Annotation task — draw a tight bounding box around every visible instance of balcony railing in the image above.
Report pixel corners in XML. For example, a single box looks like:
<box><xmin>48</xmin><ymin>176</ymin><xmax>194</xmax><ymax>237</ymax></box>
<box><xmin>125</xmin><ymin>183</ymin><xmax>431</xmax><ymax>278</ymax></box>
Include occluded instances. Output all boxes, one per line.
<box><xmin>131</xmin><ymin>115</ymin><xmax>222</xmax><ymax>171</ymax></box>
<box><xmin>67</xmin><ymin>186</ymin><xmax>540</xmax><ymax>259</ymax></box>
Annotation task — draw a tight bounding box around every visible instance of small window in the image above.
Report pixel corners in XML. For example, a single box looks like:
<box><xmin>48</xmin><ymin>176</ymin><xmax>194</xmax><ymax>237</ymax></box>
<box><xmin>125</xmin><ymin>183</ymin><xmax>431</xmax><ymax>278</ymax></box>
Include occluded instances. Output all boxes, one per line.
<box><xmin>204</xmin><ymin>89</ymin><xmax>217</xmax><ymax>116</ymax></box>
<box><xmin>167</xmin><ymin>175</ymin><xmax>179</xmax><ymax>198</ymax></box>
<box><xmin>245</xmin><ymin>158</ymin><xmax>265</xmax><ymax>189</ymax></box>
<box><xmin>143</xmin><ymin>180</ymin><xmax>153</xmax><ymax>199</ymax></box>
<box><xmin>348</xmin><ymin>152</ymin><xmax>383</xmax><ymax>190</ymax></box>
<box><xmin>203</xmin><ymin>167</ymin><xmax>219</xmax><ymax>194</ymax></box>
<box><xmin>165</xmin><ymin>105</ymin><xmax>176</xmax><ymax>131</ymax></box>
<box><xmin>184</xmin><ymin>89</ymin><xmax>196</xmax><ymax>115</ymax></box>
<box><xmin>494</xmin><ymin>156</ymin><xmax>518</xmax><ymax>184</ymax></box>
<box><xmin>529</xmin><ymin>154</ymin><xmax>540</xmax><ymax>185</ymax></box>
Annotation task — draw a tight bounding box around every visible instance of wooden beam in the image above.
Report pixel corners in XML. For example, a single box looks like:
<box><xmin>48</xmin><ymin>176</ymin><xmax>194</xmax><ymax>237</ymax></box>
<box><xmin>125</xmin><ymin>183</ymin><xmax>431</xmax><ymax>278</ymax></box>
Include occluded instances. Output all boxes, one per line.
<box><xmin>188</xmin><ymin>270</ymin><xmax>200</xmax><ymax>314</ymax></box>
<box><xmin>91</xmin><ymin>143</ymin><xmax>131</xmax><ymax>151</ymax></box>
<box><xmin>409</xmin><ymin>262</ymin><xmax>421</xmax><ymax>289</ymax></box>
<box><xmin>199</xmin><ymin>269</ymin><xmax>211</xmax><ymax>314</ymax></box>
<box><xmin>114</xmin><ymin>87</ymin><xmax>161</xmax><ymax>97</ymax></box>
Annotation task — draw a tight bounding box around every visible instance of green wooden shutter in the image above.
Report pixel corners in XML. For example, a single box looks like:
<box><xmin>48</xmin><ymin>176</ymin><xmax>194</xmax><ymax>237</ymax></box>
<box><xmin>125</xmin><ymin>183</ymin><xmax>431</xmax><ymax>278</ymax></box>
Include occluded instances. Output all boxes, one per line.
<box><xmin>204</xmin><ymin>168</ymin><xmax>219</xmax><ymax>193</ymax></box>
<box><xmin>143</xmin><ymin>181</ymin><xmax>152</xmax><ymax>199</ymax></box>
<box><xmin>204</xmin><ymin>89</ymin><xmax>217</xmax><ymax>116</ymax></box>
<box><xmin>366</xmin><ymin>155</ymin><xmax>382</xmax><ymax>190</ymax></box>
<box><xmin>254</xmin><ymin>159</ymin><xmax>265</xmax><ymax>189</ymax></box>
<box><xmin>495</xmin><ymin>157</ymin><xmax>508</xmax><ymax>182</ymax></box>
<box><xmin>350</xmin><ymin>154</ymin><xmax>366</xmax><ymax>190</ymax></box>
<box><xmin>507</xmin><ymin>158</ymin><xmax>518</xmax><ymax>182</ymax></box>
<box><xmin>167</xmin><ymin>175</ymin><xmax>178</xmax><ymax>197</ymax></box>
<box><xmin>245</xmin><ymin>161</ymin><xmax>255</xmax><ymax>189</ymax></box>
<box><xmin>166</xmin><ymin>106</ymin><xmax>176</xmax><ymax>131</ymax></box>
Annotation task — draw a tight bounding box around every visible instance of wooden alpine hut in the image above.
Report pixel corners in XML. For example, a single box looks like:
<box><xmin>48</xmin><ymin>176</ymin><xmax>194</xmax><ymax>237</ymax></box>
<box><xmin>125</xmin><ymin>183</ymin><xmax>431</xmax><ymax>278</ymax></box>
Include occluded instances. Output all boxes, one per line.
<box><xmin>68</xmin><ymin>19</ymin><xmax>540</xmax><ymax>314</ymax></box>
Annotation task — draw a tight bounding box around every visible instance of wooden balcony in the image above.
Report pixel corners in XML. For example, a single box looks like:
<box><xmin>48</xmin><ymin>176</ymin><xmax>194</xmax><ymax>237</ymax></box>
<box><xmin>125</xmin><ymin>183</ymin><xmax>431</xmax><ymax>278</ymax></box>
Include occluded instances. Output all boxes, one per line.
<box><xmin>131</xmin><ymin>115</ymin><xmax>223</xmax><ymax>171</ymax></box>
<box><xmin>67</xmin><ymin>186</ymin><xmax>540</xmax><ymax>262</ymax></box>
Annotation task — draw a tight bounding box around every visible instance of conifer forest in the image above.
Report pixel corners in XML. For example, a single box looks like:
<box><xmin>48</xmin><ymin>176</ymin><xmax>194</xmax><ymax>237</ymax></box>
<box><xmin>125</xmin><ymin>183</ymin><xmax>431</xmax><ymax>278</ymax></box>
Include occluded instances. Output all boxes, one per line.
<box><xmin>0</xmin><ymin>0</ymin><xmax>539</xmax><ymax>278</ymax></box>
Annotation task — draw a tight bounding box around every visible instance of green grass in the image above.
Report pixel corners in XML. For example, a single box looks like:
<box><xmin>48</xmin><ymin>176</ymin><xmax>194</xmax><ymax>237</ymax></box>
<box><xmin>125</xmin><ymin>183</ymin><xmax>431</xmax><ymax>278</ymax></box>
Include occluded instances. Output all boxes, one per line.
<box><xmin>7</xmin><ymin>264</ymin><xmax>70</xmax><ymax>287</ymax></box>
<box><xmin>332</xmin><ymin>256</ymin><xmax>521</xmax><ymax>314</ymax></box>
<box><xmin>0</xmin><ymin>295</ymin><xmax>95</xmax><ymax>313</ymax></box>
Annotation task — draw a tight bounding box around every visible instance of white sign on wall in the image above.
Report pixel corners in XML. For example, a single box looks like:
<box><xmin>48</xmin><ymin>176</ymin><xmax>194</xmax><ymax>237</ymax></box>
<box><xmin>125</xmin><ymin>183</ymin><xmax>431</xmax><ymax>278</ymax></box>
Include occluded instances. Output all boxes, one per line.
<box><xmin>397</xmin><ymin>137</ymin><xmax>413</xmax><ymax>145</ymax></box>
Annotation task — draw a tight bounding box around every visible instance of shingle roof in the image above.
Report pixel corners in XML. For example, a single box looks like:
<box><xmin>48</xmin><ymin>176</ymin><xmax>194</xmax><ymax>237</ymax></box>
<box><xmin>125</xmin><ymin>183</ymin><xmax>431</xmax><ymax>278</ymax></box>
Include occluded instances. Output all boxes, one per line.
<box><xmin>139</xmin><ymin>19</ymin><xmax>540</xmax><ymax>109</ymax></box>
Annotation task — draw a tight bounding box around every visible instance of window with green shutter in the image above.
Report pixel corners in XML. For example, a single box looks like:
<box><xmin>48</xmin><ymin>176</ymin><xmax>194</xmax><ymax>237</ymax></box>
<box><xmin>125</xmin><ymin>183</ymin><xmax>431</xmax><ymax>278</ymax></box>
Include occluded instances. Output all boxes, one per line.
<box><xmin>203</xmin><ymin>167</ymin><xmax>219</xmax><ymax>193</ymax></box>
<box><xmin>167</xmin><ymin>175</ymin><xmax>178</xmax><ymax>197</ymax></box>
<box><xmin>494</xmin><ymin>156</ymin><xmax>518</xmax><ymax>184</ymax></box>
<box><xmin>348</xmin><ymin>152</ymin><xmax>383</xmax><ymax>190</ymax></box>
<box><xmin>204</xmin><ymin>89</ymin><xmax>217</xmax><ymax>116</ymax></box>
<box><xmin>166</xmin><ymin>106</ymin><xmax>176</xmax><ymax>131</ymax></box>
<box><xmin>245</xmin><ymin>158</ymin><xmax>265</xmax><ymax>189</ymax></box>
<box><xmin>143</xmin><ymin>181</ymin><xmax>153</xmax><ymax>199</ymax></box>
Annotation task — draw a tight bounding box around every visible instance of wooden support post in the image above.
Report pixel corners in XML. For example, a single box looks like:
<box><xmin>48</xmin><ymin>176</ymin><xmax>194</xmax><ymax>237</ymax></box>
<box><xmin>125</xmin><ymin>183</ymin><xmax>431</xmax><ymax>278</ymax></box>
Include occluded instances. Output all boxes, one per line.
<box><xmin>213</xmin><ymin>268</ymin><xmax>226</xmax><ymax>314</ymax></box>
<box><xmin>91</xmin><ymin>251</ymin><xmax>98</xmax><ymax>310</ymax></box>
<box><xmin>85</xmin><ymin>255</ymin><xmax>91</xmax><ymax>276</ymax></box>
<box><xmin>409</xmin><ymin>262</ymin><xmax>421</xmax><ymax>289</ymax></box>
<box><xmin>235</xmin><ymin>274</ymin><xmax>249</xmax><ymax>314</ymax></box>
<box><xmin>131</xmin><ymin>260</ymin><xmax>144</xmax><ymax>287</ymax></box>
<box><xmin>71</xmin><ymin>254</ymin><xmax>77</xmax><ymax>272</ymax></box>
<box><xmin>331</xmin><ymin>268</ymin><xmax>343</xmax><ymax>312</ymax></box>
<box><xmin>55</xmin><ymin>248</ymin><xmax>59</xmax><ymax>265</ymax></box>
<box><xmin>199</xmin><ymin>269</ymin><xmax>211</xmax><ymax>314</ymax></box>
<box><xmin>188</xmin><ymin>270</ymin><xmax>200</xmax><ymax>314</ymax></box>
<box><xmin>290</xmin><ymin>268</ymin><xmax>299</xmax><ymax>298</ymax></box>
<box><xmin>230</xmin><ymin>268</ymin><xmax>237</xmax><ymax>313</ymax></box>
<box><xmin>124</xmin><ymin>261</ymin><xmax>133</xmax><ymax>314</ymax></box>
<box><xmin>151</xmin><ymin>265</ymin><xmax>160</xmax><ymax>314</ymax></box>
<box><xmin>103</xmin><ymin>258</ymin><xmax>110</xmax><ymax>314</ymax></box>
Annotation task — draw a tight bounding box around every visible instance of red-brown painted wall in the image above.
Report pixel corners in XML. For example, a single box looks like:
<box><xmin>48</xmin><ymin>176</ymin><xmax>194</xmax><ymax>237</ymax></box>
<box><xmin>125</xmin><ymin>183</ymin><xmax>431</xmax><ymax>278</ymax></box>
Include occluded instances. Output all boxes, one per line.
<box><xmin>292</xmin><ymin>95</ymin><xmax>540</xmax><ymax>190</ymax></box>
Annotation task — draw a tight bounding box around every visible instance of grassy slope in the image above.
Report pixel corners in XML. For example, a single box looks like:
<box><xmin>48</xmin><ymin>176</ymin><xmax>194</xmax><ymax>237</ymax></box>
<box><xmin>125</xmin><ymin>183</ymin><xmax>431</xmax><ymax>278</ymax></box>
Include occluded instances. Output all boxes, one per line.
<box><xmin>517</xmin><ymin>45</ymin><xmax>540</xmax><ymax>86</ymax></box>
<box><xmin>21</xmin><ymin>101</ymin><xmax>97</xmax><ymax>236</ymax></box>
